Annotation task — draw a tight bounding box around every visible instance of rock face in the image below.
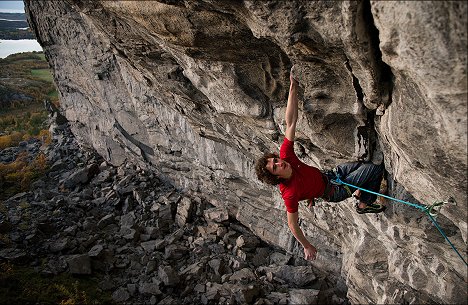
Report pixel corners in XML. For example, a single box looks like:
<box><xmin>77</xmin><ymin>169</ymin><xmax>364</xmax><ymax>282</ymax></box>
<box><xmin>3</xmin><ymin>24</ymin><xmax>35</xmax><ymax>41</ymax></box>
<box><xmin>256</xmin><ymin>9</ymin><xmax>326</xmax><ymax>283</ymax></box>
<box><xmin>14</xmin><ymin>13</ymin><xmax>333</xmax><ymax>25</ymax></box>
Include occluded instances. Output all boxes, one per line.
<box><xmin>24</xmin><ymin>1</ymin><xmax>467</xmax><ymax>304</ymax></box>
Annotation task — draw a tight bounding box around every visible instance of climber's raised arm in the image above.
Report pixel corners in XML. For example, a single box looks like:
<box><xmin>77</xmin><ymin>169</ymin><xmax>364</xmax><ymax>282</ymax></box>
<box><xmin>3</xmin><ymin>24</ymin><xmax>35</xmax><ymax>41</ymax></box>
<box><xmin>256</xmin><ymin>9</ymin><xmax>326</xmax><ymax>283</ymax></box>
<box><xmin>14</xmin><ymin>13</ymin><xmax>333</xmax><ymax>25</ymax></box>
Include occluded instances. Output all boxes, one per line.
<box><xmin>284</xmin><ymin>72</ymin><xmax>299</xmax><ymax>142</ymax></box>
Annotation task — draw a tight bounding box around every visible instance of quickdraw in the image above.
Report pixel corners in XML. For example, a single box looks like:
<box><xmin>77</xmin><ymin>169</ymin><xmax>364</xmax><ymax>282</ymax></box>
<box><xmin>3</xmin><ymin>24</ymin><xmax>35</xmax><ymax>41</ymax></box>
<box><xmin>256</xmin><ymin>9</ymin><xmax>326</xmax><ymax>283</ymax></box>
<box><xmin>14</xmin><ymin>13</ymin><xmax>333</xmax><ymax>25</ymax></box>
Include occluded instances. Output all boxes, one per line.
<box><xmin>426</xmin><ymin>201</ymin><xmax>446</xmax><ymax>217</ymax></box>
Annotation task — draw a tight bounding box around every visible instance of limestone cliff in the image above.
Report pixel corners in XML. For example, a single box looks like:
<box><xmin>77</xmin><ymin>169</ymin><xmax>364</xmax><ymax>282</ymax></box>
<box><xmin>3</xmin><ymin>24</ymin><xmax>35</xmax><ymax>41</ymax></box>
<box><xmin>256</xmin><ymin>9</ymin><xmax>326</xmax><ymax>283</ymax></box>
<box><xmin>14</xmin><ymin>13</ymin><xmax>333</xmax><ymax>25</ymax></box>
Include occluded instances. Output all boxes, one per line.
<box><xmin>25</xmin><ymin>0</ymin><xmax>467</xmax><ymax>303</ymax></box>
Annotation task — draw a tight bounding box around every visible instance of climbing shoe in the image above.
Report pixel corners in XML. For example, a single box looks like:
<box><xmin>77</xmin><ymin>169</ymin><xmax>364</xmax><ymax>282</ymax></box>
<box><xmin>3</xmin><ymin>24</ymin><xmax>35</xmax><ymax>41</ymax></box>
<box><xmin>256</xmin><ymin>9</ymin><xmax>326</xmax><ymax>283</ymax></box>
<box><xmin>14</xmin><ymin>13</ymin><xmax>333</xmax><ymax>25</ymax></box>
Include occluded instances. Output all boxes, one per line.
<box><xmin>356</xmin><ymin>202</ymin><xmax>386</xmax><ymax>214</ymax></box>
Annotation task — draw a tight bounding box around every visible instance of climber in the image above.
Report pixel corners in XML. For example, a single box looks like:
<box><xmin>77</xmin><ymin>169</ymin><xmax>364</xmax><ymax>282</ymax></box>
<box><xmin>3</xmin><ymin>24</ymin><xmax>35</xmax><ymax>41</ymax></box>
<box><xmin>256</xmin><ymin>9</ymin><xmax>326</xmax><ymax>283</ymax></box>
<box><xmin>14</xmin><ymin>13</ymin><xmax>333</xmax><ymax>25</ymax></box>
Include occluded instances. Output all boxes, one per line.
<box><xmin>255</xmin><ymin>69</ymin><xmax>385</xmax><ymax>261</ymax></box>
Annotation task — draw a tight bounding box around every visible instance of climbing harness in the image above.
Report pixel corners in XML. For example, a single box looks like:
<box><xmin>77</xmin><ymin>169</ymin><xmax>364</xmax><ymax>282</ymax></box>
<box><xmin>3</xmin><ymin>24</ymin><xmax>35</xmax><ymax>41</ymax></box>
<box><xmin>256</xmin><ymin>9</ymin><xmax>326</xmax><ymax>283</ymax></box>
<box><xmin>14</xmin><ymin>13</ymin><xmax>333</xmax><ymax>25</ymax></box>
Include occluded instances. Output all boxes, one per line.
<box><xmin>328</xmin><ymin>169</ymin><xmax>353</xmax><ymax>197</ymax></box>
<box><xmin>333</xmin><ymin>174</ymin><xmax>468</xmax><ymax>267</ymax></box>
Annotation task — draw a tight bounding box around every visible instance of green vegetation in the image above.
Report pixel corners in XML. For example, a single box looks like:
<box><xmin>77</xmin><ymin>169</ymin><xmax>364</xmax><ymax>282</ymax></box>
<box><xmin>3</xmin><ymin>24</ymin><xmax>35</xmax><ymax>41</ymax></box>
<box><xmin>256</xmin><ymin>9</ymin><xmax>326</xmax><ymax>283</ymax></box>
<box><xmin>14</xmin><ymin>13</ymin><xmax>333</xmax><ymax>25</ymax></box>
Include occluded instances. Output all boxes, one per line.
<box><xmin>48</xmin><ymin>90</ymin><xmax>59</xmax><ymax>99</ymax></box>
<box><xmin>0</xmin><ymin>51</ymin><xmax>57</xmax><ymax>137</ymax></box>
<box><xmin>0</xmin><ymin>51</ymin><xmax>58</xmax><ymax>111</ymax></box>
<box><xmin>31</xmin><ymin>68</ymin><xmax>54</xmax><ymax>82</ymax></box>
<box><xmin>0</xmin><ymin>51</ymin><xmax>56</xmax><ymax>145</ymax></box>
<box><xmin>0</xmin><ymin>146</ymin><xmax>50</xmax><ymax>200</ymax></box>
<box><xmin>0</xmin><ymin>262</ymin><xmax>114</xmax><ymax>305</ymax></box>
<box><xmin>0</xmin><ymin>51</ymin><xmax>58</xmax><ymax>198</ymax></box>
<box><xmin>0</xmin><ymin>111</ymin><xmax>49</xmax><ymax>138</ymax></box>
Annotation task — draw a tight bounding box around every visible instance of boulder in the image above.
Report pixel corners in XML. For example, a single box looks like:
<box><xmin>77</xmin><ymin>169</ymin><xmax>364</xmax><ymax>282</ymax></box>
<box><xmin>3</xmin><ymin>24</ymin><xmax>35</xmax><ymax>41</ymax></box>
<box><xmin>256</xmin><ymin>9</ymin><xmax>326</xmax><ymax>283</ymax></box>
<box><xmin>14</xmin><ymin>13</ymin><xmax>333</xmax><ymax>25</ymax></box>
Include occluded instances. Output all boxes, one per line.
<box><xmin>288</xmin><ymin>288</ymin><xmax>320</xmax><ymax>305</ymax></box>
<box><xmin>235</xmin><ymin>234</ymin><xmax>260</xmax><ymax>250</ymax></box>
<box><xmin>97</xmin><ymin>214</ymin><xmax>115</xmax><ymax>229</ymax></box>
<box><xmin>61</xmin><ymin>163</ymin><xmax>100</xmax><ymax>189</ymax></box>
<box><xmin>175</xmin><ymin>197</ymin><xmax>194</xmax><ymax>227</ymax></box>
<box><xmin>112</xmin><ymin>288</ymin><xmax>130</xmax><ymax>303</ymax></box>
<box><xmin>158</xmin><ymin>265</ymin><xmax>180</xmax><ymax>286</ymax></box>
<box><xmin>140</xmin><ymin>239</ymin><xmax>165</xmax><ymax>252</ymax></box>
<box><xmin>139</xmin><ymin>282</ymin><xmax>162</xmax><ymax>295</ymax></box>
<box><xmin>259</xmin><ymin>265</ymin><xmax>316</xmax><ymax>287</ymax></box>
<box><xmin>234</xmin><ymin>285</ymin><xmax>261</xmax><ymax>304</ymax></box>
<box><xmin>203</xmin><ymin>207</ymin><xmax>229</xmax><ymax>223</ymax></box>
<box><xmin>120</xmin><ymin>211</ymin><xmax>136</xmax><ymax>228</ymax></box>
<box><xmin>229</xmin><ymin>268</ymin><xmax>256</xmax><ymax>283</ymax></box>
<box><xmin>88</xmin><ymin>244</ymin><xmax>104</xmax><ymax>257</ymax></box>
<box><xmin>67</xmin><ymin>254</ymin><xmax>92</xmax><ymax>275</ymax></box>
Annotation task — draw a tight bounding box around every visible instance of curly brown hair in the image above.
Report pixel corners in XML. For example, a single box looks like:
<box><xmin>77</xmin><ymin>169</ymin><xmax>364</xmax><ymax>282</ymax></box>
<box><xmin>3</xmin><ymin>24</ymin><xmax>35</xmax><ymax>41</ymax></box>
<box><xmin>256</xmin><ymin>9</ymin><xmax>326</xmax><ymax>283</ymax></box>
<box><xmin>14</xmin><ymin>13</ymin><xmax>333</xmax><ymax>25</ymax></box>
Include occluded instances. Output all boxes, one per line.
<box><xmin>255</xmin><ymin>152</ymin><xmax>282</xmax><ymax>185</ymax></box>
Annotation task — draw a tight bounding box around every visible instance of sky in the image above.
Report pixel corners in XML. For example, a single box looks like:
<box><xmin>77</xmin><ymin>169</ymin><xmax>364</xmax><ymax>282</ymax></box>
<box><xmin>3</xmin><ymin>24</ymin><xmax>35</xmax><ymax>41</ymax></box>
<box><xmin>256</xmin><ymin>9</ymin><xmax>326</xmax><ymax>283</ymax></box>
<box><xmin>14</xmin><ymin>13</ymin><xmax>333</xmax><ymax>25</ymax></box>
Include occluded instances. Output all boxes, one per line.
<box><xmin>0</xmin><ymin>1</ymin><xmax>25</xmax><ymax>13</ymax></box>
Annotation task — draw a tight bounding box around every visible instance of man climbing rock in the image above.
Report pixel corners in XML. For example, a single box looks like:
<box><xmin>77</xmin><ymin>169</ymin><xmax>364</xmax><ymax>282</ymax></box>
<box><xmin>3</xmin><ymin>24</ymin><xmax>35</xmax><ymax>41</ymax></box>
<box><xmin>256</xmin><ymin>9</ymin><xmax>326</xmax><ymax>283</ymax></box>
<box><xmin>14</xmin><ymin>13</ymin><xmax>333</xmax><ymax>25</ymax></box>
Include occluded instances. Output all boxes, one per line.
<box><xmin>255</xmin><ymin>69</ymin><xmax>385</xmax><ymax>261</ymax></box>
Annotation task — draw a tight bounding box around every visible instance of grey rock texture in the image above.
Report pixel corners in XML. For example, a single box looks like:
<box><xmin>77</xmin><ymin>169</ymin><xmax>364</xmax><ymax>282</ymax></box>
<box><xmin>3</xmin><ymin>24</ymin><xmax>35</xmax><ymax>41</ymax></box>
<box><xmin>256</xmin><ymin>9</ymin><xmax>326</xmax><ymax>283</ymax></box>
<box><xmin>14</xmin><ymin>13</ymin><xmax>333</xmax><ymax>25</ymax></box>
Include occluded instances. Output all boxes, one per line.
<box><xmin>24</xmin><ymin>1</ymin><xmax>467</xmax><ymax>304</ymax></box>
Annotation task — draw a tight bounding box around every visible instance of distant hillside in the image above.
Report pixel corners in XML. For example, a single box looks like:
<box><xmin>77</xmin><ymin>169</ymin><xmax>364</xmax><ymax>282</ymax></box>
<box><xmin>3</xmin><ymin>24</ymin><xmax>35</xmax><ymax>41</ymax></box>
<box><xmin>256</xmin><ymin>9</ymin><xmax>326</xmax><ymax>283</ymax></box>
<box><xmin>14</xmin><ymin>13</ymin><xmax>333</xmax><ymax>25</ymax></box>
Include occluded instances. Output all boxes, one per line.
<box><xmin>0</xmin><ymin>51</ymin><xmax>56</xmax><ymax>110</ymax></box>
<box><xmin>0</xmin><ymin>51</ymin><xmax>57</xmax><ymax>143</ymax></box>
<box><xmin>0</xmin><ymin>13</ymin><xmax>27</xmax><ymax>20</ymax></box>
<box><xmin>0</xmin><ymin>12</ymin><xmax>34</xmax><ymax>39</ymax></box>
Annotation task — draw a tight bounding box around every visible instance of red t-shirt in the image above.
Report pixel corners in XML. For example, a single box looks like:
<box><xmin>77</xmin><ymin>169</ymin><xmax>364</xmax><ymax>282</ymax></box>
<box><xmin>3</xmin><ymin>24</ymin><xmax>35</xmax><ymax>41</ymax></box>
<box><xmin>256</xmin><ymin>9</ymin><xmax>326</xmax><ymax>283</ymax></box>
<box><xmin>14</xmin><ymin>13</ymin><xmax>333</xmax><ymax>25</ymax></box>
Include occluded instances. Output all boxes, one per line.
<box><xmin>279</xmin><ymin>138</ymin><xmax>326</xmax><ymax>213</ymax></box>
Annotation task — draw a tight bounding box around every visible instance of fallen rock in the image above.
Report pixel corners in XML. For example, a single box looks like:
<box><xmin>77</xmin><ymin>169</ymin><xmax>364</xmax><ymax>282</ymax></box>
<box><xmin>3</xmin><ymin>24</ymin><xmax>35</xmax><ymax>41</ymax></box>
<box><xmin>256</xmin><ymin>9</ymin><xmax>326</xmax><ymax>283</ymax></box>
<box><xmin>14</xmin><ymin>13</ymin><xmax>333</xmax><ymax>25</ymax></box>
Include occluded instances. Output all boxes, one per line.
<box><xmin>203</xmin><ymin>207</ymin><xmax>229</xmax><ymax>223</ymax></box>
<box><xmin>236</xmin><ymin>234</ymin><xmax>260</xmax><ymax>250</ymax></box>
<box><xmin>139</xmin><ymin>282</ymin><xmax>162</xmax><ymax>295</ymax></box>
<box><xmin>61</xmin><ymin>163</ymin><xmax>99</xmax><ymax>189</ymax></box>
<box><xmin>203</xmin><ymin>283</ymin><xmax>222</xmax><ymax>303</ymax></box>
<box><xmin>208</xmin><ymin>258</ymin><xmax>225</xmax><ymax>276</ymax></box>
<box><xmin>176</xmin><ymin>197</ymin><xmax>194</xmax><ymax>227</ymax></box>
<box><xmin>88</xmin><ymin>244</ymin><xmax>104</xmax><ymax>257</ymax></box>
<box><xmin>234</xmin><ymin>284</ymin><xmax>262</xmax><ymax>304</ymax></box>
<box><xmin>141</xmin><ymin>239</ymin><xmax>165</xmax><ymax>252</ymax></box>
<box><xmin>120</xmin><ymin>211</ymin><xmax>136</xmax><ymax>228</ymax></box>
<box><xmin>97</xmin><ymin>214</ymin><xmax>115</xmax><ymax>229</ymax></box>
<box><xmin>112</xmin><ymin>288</ymin><xmax>130</xmax><ymax>303</ymax></box>
<box><xmin>164</xmin><ymin>244</ymin><xmax>188</xmax><ymax>260</ymax></box>
<box><xmin>229</xmin><ymin>267</ymin><xmax>256</xmax><ymax>283</ymax></box>
<box><xmin>67</xmin><ymin>254</ymin><xmax>92</xmax><ymax>274</ymax></box>
<box><xmin>288</xmin><ymin>288</ymin><xmax>320</xmax><ymax>305</ymax></box>
<box><xmin>259</xmin><ymin>265</ymin><xmax>316</xmax><ymax>287</ymax></box>
<box><xmin>49</xmin><ymin>238</ymin><xmax>69</xmax><ymax>253</ymax></box>
<box><xmin>158</xmin><ymin>265</ymin><xmax>180</xmax><ymax>286</ymax></box>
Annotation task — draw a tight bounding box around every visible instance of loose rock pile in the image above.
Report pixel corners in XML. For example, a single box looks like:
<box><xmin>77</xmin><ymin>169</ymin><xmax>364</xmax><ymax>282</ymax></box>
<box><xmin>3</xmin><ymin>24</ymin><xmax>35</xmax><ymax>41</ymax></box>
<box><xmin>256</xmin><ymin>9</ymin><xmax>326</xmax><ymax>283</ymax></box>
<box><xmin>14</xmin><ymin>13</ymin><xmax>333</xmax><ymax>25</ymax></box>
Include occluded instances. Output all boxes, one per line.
<box><xmin>0</xmin><ymin>137</ymin><xmax>42</xmax><ymax>163</ymax></box>
<box><xmin>0</xmin><ymin>116</ymin><xmax>348</xmax><ymax>305</ymax></box>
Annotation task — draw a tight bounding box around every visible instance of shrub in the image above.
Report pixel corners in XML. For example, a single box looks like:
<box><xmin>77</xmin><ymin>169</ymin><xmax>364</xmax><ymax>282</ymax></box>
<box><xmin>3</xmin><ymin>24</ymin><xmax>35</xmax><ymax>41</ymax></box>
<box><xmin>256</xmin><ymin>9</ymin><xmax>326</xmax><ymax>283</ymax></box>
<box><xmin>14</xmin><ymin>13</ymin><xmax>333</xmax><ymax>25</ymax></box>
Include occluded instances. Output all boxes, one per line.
<box><xmin>54</xmin><ymin>282</ymin><xmax>89</xmax><ymax>305</ymax></box>
<box><xmin>0</xmin><ymin>264</ymin><xmax>111</xmax><ymax>304</ymax></box>
<box><xmin>0</xmin><ymin>151</ymin><xmax>49</xmax><ymax>199</ymax></box>
<box><xmin>38</xmin><ymin>129</ymin><xmax>51</xmax><ymax>145</ymax></box>
<box><xmin>0</xmin><ymin>135</ymin><xmax>14</xmax><ymax>149</ymax></box>
<box><xmin>31</xmin><ymin>152</ymin><xmax>48</xmax><ymax>172</ymax></box>
<box><xmin>0</xmin><ymin>131</ymin><xmax>26</xmax><ymax>149</ymax></box>
<box><xmin>30</xmin><ymin>113</ymin><xmax>43</xmax><ymax>126</ymax></box>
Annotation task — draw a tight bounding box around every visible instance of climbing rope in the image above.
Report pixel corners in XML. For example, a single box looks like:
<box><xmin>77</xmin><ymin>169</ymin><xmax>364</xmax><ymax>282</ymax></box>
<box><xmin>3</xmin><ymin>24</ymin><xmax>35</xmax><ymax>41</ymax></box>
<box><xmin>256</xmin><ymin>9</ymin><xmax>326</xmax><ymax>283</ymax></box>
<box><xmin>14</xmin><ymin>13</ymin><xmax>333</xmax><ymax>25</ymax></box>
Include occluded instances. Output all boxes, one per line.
<box><xmin>333</xmin><ymin>175</ymin><xmax>468</xmax><ymax>267</ymax></box>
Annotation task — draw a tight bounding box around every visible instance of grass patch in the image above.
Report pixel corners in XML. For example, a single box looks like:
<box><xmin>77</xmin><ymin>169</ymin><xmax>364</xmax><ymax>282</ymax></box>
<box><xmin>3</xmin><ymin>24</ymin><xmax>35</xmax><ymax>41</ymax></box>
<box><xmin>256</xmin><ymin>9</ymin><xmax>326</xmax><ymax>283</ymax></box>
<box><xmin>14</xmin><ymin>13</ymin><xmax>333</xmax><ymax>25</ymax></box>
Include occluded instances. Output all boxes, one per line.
<box><xmin>37</xmin><ymin>53</ymin><xmax>46</xmax><ymax>61</ymax></box>
<box><xmin>48</xmin><ymin>90</ymin><xmax>59</xmax><ymax>99</ymax></box>
<box><xmin>0</xmin><ymin>262</ymin><xmax>114</xmax><ymax>305</ymax></box>
<box><xmin>31</xmin><ymin>69</ymin><xmax>53</xmax><ymax>82</ymax></box>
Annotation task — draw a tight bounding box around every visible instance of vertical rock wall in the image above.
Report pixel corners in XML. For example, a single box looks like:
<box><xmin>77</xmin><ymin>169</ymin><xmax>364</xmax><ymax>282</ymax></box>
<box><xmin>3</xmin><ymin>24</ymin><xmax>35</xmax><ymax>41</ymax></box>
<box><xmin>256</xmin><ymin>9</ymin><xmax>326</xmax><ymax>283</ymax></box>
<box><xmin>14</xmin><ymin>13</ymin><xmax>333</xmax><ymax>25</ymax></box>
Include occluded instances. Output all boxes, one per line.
<box><xmin>25</xmin><ymin>0</ymin><xmax>467</xmax><ymax>303</ymax></box>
